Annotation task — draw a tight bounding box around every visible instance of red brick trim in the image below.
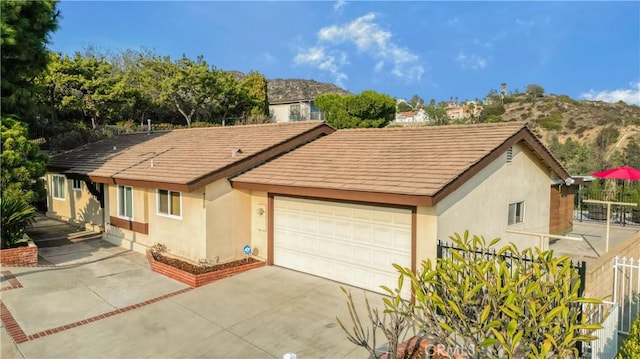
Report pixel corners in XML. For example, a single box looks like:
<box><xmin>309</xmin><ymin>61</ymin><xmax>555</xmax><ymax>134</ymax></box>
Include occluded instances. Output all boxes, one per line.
<box><xmin>146</xmin><ymin>250</ymin><xmax>266</xmax><ymax>287</ymax></box>
<box><xmin>0</xmin><ymin>271</ymin><xmax>23</xmax><ymax>291</ymax></box>
<box><xmin>0</xmin><ymin>242</ymin><xmax>38</xmax><ymax>267</ymax></box>
<box><xmin>0</xmin><ymin>301</ymin><xmax>28</xmax><ymax>343</ymax></box>
<box><xmin>1</xmin><ymin>287</ymin><xmax>193</xmax><ymax>344</ymax></box>
<box><xmin>109</xmin><ymin>216</ymin><xmax>149</xmax><ymax>234</ymax></box>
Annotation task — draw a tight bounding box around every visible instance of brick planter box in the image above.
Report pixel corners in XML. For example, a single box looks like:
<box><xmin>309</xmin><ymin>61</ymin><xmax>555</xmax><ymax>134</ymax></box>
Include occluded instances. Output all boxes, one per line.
<box><xmin>0</xmin><ymin>240</ymin><xmax>38</xmax><ymax>267</ymax></box>
<box><xmin>146</xmin><ymin>250</ymin><xmax>265</xmax><ymax>287</ymax></box>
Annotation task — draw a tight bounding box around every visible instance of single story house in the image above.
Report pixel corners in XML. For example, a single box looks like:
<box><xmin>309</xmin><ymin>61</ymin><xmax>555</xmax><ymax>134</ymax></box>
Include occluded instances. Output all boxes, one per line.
<box><xmin>46</xmin><ymin>121</ymin><xmax>575</xmax><ymax>295</ymax></box>
<box><xmin>46</xmin><ymin>121</ymin><xmax>334</xmax><ymax>263</ymax></box>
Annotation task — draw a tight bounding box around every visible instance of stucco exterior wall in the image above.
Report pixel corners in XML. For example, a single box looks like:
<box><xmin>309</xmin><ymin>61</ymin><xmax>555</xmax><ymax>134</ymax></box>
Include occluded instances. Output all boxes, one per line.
<box><xmin>148</xmin><ymin>188</ymin><xmax>207</xmax><ymax>263</ymax></box>
<box><xmin>436</xmin><ymin>143</ymin><xmax>552</xmax><ymax>251</ymax></box>
<box><xmin>415</xmin><ymin>206</ymin><xmax>439</xmax><ymax>266</ymax></box>
<box><xmin>250</xmin><ymin>191</ymin><xmax>269</xmax><ymax>261</ymax></box>
<box><xmin>269</xmin><ymin>102</ymin><xmax>314</xmax><ymax>123</ymax></box>
<box><xmin>104</xmin><ymin>185</ymin><xmax>150</xmax><ymax>252</ymax></box>
<box><xmin>205</xmin><ymin>179</ymin><xmax>252</xmax><ymax>263</ymax></box>
<box><xmin>45</xmin><ymin>173</ymin><xmax>103</xmax><ymax>231</ymax></box>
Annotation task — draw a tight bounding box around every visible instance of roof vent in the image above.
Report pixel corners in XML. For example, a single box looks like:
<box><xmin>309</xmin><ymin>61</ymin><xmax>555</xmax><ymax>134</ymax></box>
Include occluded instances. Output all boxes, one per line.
<box><xmin>506</xmin><ymin>146</ymin><xmax>513</xmax><ymax>164</ymax></box>
<box><xmin>231</xmin><ymin>148</ymin><xmax>243</xmax><ymax>157</ymax></box>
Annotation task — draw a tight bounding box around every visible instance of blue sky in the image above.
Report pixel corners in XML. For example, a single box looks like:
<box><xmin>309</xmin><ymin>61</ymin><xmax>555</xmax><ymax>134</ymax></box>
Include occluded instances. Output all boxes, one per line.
<box><xmin>50</xmin><ymin>1</ymin><xmax>640</xmax><ymax>105</ymax></box>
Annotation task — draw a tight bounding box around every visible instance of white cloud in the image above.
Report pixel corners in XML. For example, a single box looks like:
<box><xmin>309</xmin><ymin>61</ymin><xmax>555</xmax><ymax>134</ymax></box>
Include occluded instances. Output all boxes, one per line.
<box><xmin>455</xmin><ymin>53</ymin><xmax>488</xmax><ymax>70</ymax></box>
<box><xmin>580</xmin><ymin>82</ymin><xmax>640</xmax><ymax>105</ymax></box>
<box><xmin>295</xmin><ymin>13</ymin><xmax>423</xmax><ymax>84</ymax></box>
<box><xmin>334</xmin><ymin>0</ymin><xmax>346</xmax><ymax>13</ymax></box>
<box><xmin>293</xmin><ymin>46</ymin><xmax>348</xmax><ymax>86</ymax></box>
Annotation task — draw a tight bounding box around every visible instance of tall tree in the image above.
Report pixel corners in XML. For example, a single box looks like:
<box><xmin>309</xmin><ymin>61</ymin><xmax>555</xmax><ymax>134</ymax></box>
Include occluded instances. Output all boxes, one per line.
<box><xmin>1</xmin><ymin>117</ymin><xmax>47</xmax><ymax>203</ymax></box>
<box><xmin>241</xmin><ymin>71</ymin><xmax>269</xmax><ymax>119</ymax></box>
<box><xmin>1</xmin><ymin>0</ymin><xmax>59</xmax><ymax>122</ymax></box>
<box><xmin>139</xmin><ymin>55</ymin><xmax>216</xmax><ymax>127</ymax></box>
<box><xmin>316</xmin><ymin>90</ymin><xmax>395</xmax><ymax>129</ymax></box>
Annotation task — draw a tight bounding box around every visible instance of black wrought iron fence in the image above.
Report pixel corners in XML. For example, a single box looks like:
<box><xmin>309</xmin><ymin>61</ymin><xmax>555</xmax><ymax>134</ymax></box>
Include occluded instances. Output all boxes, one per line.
<box><xmin>575</xmin><ymin>188</ymin><xmax>640</xmax><ymax>226</ymax></box>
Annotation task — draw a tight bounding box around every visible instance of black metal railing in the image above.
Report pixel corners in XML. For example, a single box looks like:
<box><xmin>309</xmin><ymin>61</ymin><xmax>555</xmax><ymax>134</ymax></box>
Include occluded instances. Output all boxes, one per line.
<box><xmin>575</xmin><ymin>188</ymin><xmax>640</xmax><ymax>226</ymax></box>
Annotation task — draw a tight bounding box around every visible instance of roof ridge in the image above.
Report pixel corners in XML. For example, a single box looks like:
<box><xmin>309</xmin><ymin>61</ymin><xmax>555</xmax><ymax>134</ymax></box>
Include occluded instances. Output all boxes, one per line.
<box><xmin>338</xmin><ymin>122</ymin><xmax>527</xmax><ymax>132</ymax></box>
<box><xmin>172</xmin><ymin>120</ymin><xmax>326</xmax><ymax>132</ymax></box>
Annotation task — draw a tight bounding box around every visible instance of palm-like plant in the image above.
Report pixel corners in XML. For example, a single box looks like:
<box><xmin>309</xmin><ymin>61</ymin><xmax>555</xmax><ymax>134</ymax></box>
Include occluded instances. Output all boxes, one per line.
<box><xmin>1</xmin><ymin>197</ymin><xmax>36</xmax><ymax>249</ymax></box>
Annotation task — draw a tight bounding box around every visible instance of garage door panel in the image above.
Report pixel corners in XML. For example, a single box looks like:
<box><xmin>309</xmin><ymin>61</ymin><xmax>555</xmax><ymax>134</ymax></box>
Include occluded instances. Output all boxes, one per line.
<box><xmin>274</xmin><ymin>196</ymin><xmax>412</xmax><ymax>296</ymax></box>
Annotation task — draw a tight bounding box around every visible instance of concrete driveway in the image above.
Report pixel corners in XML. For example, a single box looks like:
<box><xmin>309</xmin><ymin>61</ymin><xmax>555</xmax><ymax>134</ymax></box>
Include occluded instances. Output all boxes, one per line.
<box><xmin>1</xmin><ymin>240</ymin><xmax>388</xmax><ymax>358</ymax></box>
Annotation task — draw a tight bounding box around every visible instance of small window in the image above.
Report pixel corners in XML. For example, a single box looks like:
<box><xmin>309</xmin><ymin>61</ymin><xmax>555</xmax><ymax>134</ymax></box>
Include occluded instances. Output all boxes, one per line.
<box><xmin>118</xmin><ymin>185</ymin><xmax>133</xmax><ymax>219</ymax></box>
<box><xmin>52</xmin><ymin>175</ymin><xmax>66</xmax><ymax>200</ymax></box>
<box><xmin>289</xmin><ymin>104</ymin><xmax>301</xmax><ymax>121</ymax></box>
<box><xmin>157</xmin><ymin>189</ymin><xmax>182</xmax><ymax>218</ymax></box>
<box><xmin>508</xmin><ymin>201</ymin><xmax>524</xmax><ymax>225</ymax></box>
<box><xmin>72</xmin><ymin>179</ymin><xmax>82</xmax><ymax>191</ymax></box>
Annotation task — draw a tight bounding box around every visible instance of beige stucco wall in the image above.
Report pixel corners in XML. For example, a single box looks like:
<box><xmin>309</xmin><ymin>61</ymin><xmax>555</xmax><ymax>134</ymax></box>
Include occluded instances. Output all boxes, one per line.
<box><xmin>205</xmin><ymin>179</ymin><xmax>252</xmax><ymax>263</ymax></box>
<box><xmin>148</xmin><ymin>188</ymin><xmax>207</xmax><ymax>262</ymax></box>
<box><xmin>435</xmin><ymin>143</ymin><xmax>552</xmax><ymax>251</ymax></box>
<box><xmin>250</xmin><ymin>191</ymin><xmax>269</xmax><ymax>261</ymax></box>
<box><xmin>269</xmin><ymin>102</ymin><xmax>313</xmax><ymax>123</ymax></box>
<box><xmin>45</xmin><ymin>172</ymin><xmax>103</xmax><ymax>231</ymax></box>
<box><xmin>415</xmin><ymin>206</ymin><xmax>439</xmax><ymax>266</ymax></box>
<box><xmin>104</xmin><ymin>185</ymin><xmax>150</xmax><ymax>252</ymax></box>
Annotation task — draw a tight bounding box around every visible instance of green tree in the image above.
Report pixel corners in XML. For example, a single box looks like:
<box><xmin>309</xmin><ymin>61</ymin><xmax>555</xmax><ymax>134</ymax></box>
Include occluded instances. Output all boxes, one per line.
<box><xmin>396</xmin><ymin>101</ymin><xmax>413</xmax><ymax>113</ymax></box>
<box><xmin>1</xmin><ymin>0</ymin><xmax>59</xmax><ymax>121</ymax></box>
<box><xmin>1</xmin><ymin>117</ymin><xmax>47</xmax><ymax>203</ymax></box>
<box><xmin>618</xmin><ymin>316</ymin><xmax>640</xmax><ymax>358</ymax></box>
<box><xmin>339</xmin><ymin>232</ymin><xmax>603</xmax><ymax>358</ymax></box>
<box><xmin>316</xmin><ymin>90</ymin><xmax>395</xmax><ymax>129</ymax></box>
<box><xmin>623</xmin><ymin>139</ymin><xmax>640</xmax><ymax>169</ymax></box>
<box><xmin>409</xmin><ymin>94</ymin><xmax>424</xmax><ymax>109</ymax></box>
<box><xmin>39</xmin><ymin>52</ymin><xmax>140</xmax><ymax>129</ymax></box>
<box><xmin>525</xmin><ymin>84</ymin><xmax>545</xmax><ymax>98</ymax></box>
<box><xmin>139</xmin><ymin>55</ymin><xmax>216</xmax><ymax>127</ymax></box>
<box><xmin>424</xmin><ymin>104</ymin><xmax>449</xmax><ymax>125</ymax></box>
<box><xmin>241</xmin><ymin>71</ymin><xmax>270</xmax><ymax>120</ymax></box>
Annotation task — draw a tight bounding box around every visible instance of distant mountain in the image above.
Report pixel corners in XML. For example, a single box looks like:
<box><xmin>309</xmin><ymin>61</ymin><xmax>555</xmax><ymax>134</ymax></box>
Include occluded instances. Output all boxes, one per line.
<box><xmin>266</xmin><ymin>78</ymin><xmax>350</xmax><ymax>103</ymax></box>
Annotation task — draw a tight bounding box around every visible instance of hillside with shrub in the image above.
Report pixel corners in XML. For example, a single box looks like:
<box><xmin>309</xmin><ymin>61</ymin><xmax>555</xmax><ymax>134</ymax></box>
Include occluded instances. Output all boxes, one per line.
<box><xmin>478</xmin><ymin>91</ymin><xmax>640</xmax><ymax>175</ymax></box>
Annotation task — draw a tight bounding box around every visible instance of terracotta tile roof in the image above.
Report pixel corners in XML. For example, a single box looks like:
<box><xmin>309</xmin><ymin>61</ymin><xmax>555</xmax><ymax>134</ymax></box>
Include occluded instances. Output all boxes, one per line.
<box><xmin>48</xmin><ymin>121</ymin><xmax>333</xmax><ymax>191</ymax></box>
<box><xmin>232</xmin><ymin>123</ymin><xmax>567</xmax><ymax>200</ymax></box>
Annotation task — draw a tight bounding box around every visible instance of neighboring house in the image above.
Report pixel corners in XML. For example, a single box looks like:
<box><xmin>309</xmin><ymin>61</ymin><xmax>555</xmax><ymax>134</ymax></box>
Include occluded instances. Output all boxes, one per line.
<box><xmin>231</xmin><ymin>123</ymin><xmax>575</xmax><ymax>294</ymax></box>
<box><xmin>46</xmin><ymin>121</ymin><xmax>575</xmax><ymax>296</ymax></box>
<box><xmin>46</xmin><ymin>121</ymin><xmax>334</xmax><ymax>264</ymax></box>
<box><xmin>395</xmin><ymin>109</ymin><xmax>428</xmax><ymax>123</ymax></box>
<box><xmin>269</xmin><ymin>99</ymin><xmax>324</xmax><ymax>123</ymax></box>
<box><xmin>446</xmin><ymin>103</ymin><xmax>483</xmax><ymax>121</ymax></box>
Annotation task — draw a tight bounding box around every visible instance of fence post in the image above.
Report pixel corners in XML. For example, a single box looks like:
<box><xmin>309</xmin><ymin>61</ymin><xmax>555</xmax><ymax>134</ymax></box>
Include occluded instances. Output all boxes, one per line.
<box><xmin>437</xmin><ymin>240</ymin><xmax>443</xmax><ymax>259</ymax></box>
<box><xmin>578</xmin><ymin>260</ymin><xmax>587</xmax><ymax>297</ymax></box>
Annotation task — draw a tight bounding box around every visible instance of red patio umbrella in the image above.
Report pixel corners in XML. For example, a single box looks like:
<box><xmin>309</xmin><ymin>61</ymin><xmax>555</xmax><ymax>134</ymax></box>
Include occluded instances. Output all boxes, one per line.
<box><xmin>592</xmin><ymin>166</ymin><xmax>640</xmax><ymax>181</ymax></box>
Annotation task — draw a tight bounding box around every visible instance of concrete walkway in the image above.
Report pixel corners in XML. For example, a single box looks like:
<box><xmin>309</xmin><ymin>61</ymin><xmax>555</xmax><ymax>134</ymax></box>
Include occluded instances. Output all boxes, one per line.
<box><xmin>1</xmin><ymin>238</ymin><xmax>387</xmax><ymax>358</ymax></box>
<box><xmin>550</xmin><ymin>221</ymin><xmax>640</xmax><ymax>262</ymax></box>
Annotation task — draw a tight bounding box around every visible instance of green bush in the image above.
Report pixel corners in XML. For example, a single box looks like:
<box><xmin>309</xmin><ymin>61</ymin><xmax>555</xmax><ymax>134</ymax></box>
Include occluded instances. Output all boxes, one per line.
<box><xmin>540</xmin><ymin>114</ymin><xmax>563</xmax><ymax>131</ymax></box>
<box><xmin>1</xmin><ymin>196</ymin><xmax>36</xmax><ymax>249</ymax></box>
<box><xmin>618</xmin><ymin>316</ymin><xmax>640</xmax><ymax>358</ymax></box>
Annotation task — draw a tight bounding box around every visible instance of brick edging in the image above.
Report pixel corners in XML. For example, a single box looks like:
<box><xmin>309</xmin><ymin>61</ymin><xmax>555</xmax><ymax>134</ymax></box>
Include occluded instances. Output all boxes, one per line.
<box><xmin>146</xmin><ymin>250</ymin><xmax>266</xmax><ymax>287</ymax></box>
<box><xmin>0</xmin><ymin>241</ymin><xmax>38</xmax><ymax>267</ymax></box>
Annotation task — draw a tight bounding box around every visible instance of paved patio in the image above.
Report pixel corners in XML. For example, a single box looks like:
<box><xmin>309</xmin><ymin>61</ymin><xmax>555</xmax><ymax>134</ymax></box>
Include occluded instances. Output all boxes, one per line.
<box><xmin>1</xmin><ymin>238</ymin><xmax>389</xmax><ymax>359</ymax></box>
<box><xmin>550</xmin><ymin>221</ymin><xmax>640</xmax><ymax>263</ymax></box>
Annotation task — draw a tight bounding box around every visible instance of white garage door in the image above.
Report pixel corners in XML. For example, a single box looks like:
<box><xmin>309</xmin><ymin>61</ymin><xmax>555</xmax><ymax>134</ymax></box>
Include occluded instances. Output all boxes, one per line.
<box><xmin>273</xmin><ymin>196</ymin><xmax>412</xmax><ymax>295</ymax></box>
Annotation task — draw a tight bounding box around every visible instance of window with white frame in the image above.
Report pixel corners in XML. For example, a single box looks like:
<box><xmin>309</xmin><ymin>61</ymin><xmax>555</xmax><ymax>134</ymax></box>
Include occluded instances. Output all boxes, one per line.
<box><xmin>52</xmin><ymin>175</ymin><xmax>66</xmax><ymax>200</ymax></box>
<box><xmin>508</xmin><ymin>201</ymin><xmax>525</xmax><ymax>225</ymax></box>
<box><xmin>71</xmin><ymin>179</ymin><xmax>82</xmax><ymax>191</ymax></box>
<box><xmin>157</xmin><ymin>189</ymin><xmax>181</xmax><ymax>218</ymax></box>
<box><xmin>118</xmin><ymin>185</ymin><xmax>133</xmax><ymax>219</ymax></box>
